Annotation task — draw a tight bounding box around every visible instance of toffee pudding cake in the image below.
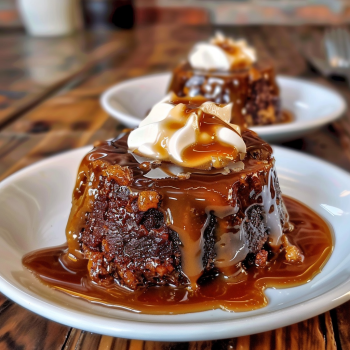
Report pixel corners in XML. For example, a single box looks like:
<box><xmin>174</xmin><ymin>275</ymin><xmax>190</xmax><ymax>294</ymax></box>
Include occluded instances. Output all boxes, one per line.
<box><xmin>23</xmin><ymin>100</ymin><xmax>332</xmax><ymax>314</ymax></box>
<box><xmin>168</xmin><ymin>32</ymin><xmax>290</xmax><ymax>127</ymax></box>
<box><xmin>68</xmin><ymin>101</ymin><xmax>296</xmax><ymax>291</ymax></box>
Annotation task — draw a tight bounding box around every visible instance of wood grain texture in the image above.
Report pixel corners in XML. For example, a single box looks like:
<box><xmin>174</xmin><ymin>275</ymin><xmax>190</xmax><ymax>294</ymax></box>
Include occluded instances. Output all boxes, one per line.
<box><xmin>0</xmin><ymin>30</ymin><xmax>135</xmax><ymax>127</ymax></box>
<box><xmin>63</xmin><ymin>314</ymin><xmax>337</xmax><ymax>350</ymax></box>
<box><xmin>0</xmin><ymin>24</ymin><xmax>349</xmax><ymax>349</ymax></box>
<box><xmin>0</xmin><ymin>302</ymin><xmax>70</xmax><ymax>350</ymax></box>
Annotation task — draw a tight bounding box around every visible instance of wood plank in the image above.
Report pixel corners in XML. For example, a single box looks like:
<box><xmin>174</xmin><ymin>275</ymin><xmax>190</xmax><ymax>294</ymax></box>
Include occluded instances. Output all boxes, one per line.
<box><xmin>97</xmin><ymin>335</ymin><xmax>114</xmax><ymax>350</ymax></box>
<box><xmin>76</xmin><ymin>332</ymin><xmax>102</xmax><ymax>350</ymax></box>
<box><xmin>334</xmin><ymin>301</ymin><xmax>350</xmax><ymax>349</ymax></box>
<box><xmin>112</xmin><ymin>338</ymin><xmax>130</xmax><ymax>350</ymax></box>
<box><xmin>63</xmin><ymin>329</ymin><xmax>84</xmax><ymax>350</ymax></box>
<box><xmin>0</xmin><ymin>30</ymin><xmax>135</xmax><ymax>127</ymax></box>
<box><xmin>0</xmin><ymin>96</ymin><xmax>123</xmax><ymax>180</ymax></box>
<box><xmin>0</xmin><ymin>293</ymin><xmax>9</xmax><ymax>309</ymax></box>
<box><xmin>0</xmin><ymin>302</ymin><xmax>70</xmax><ymax>350</ymax></box>
<box><xmin>62</xmin><ymin>313</ymin><xmax>338</xmax><ymax>350</ymax></box>
<box><xmin>66</xmin><ymin>313</ymin><xmax>336</xmax><ymax>350</ymax></box>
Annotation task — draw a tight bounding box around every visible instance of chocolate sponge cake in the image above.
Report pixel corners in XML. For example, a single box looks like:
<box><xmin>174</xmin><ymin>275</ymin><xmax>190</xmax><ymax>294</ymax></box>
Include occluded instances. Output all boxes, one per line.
<box><xmin>66</xmin><ymin>129</ymin><xmax>292</xmax><ymax>291</ymax></box>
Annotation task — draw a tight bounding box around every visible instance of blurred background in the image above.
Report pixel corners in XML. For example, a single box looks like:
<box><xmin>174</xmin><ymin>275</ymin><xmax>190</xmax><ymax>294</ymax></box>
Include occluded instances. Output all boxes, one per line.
<box><xmin>1</xmin><ymin>0</ymin><xmax>350</xmax><ymax>32</ymax></box>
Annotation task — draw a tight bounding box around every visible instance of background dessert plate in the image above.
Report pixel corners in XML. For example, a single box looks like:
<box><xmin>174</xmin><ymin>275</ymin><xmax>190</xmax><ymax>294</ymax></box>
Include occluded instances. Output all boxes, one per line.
<box><xmin>100</xmin><ymin>73</ymin><xmax>346</xmax><ymax>143</ymax></box>
<box><xmin>0</xmin><ymin>146</ymin><xmax>349</xmax><ymax>341</ymax></box>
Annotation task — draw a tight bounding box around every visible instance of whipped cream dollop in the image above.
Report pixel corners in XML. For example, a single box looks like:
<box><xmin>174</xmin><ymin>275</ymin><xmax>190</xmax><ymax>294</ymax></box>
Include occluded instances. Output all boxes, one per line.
<box><xmin>189</xmin><ymin>32</ymin><xmax>256</xmax><ymax>71</ymax></box>
<box><xmin>128</xmin><ymin>94</ymin><xmax>246</xmax><ymax>170</ymax></box>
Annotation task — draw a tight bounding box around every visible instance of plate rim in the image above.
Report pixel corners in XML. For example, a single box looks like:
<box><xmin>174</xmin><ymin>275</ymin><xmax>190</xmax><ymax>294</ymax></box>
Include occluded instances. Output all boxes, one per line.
<box><xmin>100</xmin><ymin>72</ymin><xmax>172</xmax><ymax>127</ymax></box>
<box><xmin>100</xmin><ymin>72</ymin><xmax>347</xmax><ymax>138</ymax></box>
<box><xmin>0</xmin><ymin>145</ymin><xmax>350</xmax><ymax>341</ymax></box>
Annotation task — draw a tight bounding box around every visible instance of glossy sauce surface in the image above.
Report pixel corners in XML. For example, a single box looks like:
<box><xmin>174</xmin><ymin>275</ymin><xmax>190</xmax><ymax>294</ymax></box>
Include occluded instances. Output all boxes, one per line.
<box><xmin>168</xmin><ymin>62</ymin><xmax>285</xmax><ymax>127</ymax></box>
<box><xmin>23</xmin><ymin>197</ymin><xmax>332</xmax><ymax>314</ymax></box>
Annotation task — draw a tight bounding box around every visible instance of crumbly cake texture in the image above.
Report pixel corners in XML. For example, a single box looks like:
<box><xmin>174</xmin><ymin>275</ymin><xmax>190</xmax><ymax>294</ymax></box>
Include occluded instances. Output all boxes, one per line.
<box><xmin>82</xmin><ymin>174</ymin><xmax>186</xmax><ymax>290</ymax></box>
<box><xmin>245</xmin><ymin>76</ymin><xmax>281</xmax><ymax>126</ymax></box>
<box><xmin>168</xmin><ymin>62</ymin><xmax>282</xmax><ymax>127</ymax></box>
<box><xmin>69</xmin><ymin>131</ymin><xmax>291</xmax><ymax>291</ymax></box>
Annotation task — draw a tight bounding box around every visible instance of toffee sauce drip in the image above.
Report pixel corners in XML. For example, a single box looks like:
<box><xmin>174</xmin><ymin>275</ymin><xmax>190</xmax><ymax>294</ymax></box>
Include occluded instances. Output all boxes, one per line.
<box><xmin>64</xmin><ymin>131</ymin><xmax>275</xmax><ymax>288</ymax></box>
<box><xmin>23</xmin><ymin>196</ymin><xmax>333</xmax><ymax>314</ymax></box>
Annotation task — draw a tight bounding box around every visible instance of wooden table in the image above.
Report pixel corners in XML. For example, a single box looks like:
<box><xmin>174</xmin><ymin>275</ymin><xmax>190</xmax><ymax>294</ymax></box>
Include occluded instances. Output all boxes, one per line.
<box><xmin>0</xmin><ymin>24</ymin><xmax>349</xmax><ymax>350</ymax></box>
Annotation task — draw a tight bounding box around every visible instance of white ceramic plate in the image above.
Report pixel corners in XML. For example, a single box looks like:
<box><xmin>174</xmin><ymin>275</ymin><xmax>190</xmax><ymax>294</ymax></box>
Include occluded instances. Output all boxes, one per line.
<box><xmin>100</xmin><ymin>73</ymin><xmax>346</xmax><ymax>143</ymax></box>
<box><xmin>0</xmin><ymin>147</ymin><xmax>350</xmax><ymax>341</ymax></box>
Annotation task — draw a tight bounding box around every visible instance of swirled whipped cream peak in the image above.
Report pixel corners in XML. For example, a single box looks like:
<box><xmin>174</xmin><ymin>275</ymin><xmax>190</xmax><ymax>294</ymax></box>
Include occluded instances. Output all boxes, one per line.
<box><xmin>128</xmin><ymin>94</ymin><xmax>246</xmax><ymax>170</ymax></box>
<box><xmin>189</xmin><ymin>32</ymin><xmax>256</xmax><ymax>71</ymax></box>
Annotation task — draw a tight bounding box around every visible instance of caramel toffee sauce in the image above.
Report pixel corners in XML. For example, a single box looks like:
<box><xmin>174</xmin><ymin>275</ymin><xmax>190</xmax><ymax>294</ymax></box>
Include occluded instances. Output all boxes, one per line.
<box><xmin>23</xmin><ymin>197</ymin><xmax>332</xmax><ymax>314</ymax></box>
<box><xmin>23</xmin><ymin>130</ymin><xmax>332</xmax><ymax>315</ymax></box>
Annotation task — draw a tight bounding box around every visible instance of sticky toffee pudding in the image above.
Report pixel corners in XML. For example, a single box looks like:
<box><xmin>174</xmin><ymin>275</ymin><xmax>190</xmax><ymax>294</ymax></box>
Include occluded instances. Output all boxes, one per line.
<box><xmin>168</xmin><ymin>32</ymin><xmax>291</xmax><ymax>127</ymax></box>
<box><xmin>23</xmin><ymin>101</ymin><xmax>331</xmax><ymax>314</ymax></box>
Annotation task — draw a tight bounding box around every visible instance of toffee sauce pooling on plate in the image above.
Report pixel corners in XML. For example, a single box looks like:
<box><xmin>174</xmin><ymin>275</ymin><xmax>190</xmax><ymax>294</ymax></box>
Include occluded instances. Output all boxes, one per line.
<box><xmin>23</xmin><ymin>197</ymin><xmax>332</xmax><ymax>314</ymax></box>
<box><xmin>22</xmin><ymin>132</ymin><xmax>332</xmax><ymax>313</ymax></box>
